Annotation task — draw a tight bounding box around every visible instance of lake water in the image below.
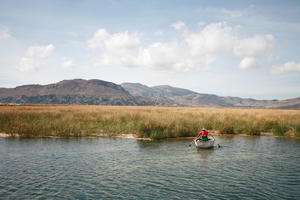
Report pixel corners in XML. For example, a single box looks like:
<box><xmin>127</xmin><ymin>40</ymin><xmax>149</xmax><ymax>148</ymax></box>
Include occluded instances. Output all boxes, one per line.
<box><xmin>0</xmin><ymin>136</ymin><xmax>300</xmax><ymax>200</ymax></box>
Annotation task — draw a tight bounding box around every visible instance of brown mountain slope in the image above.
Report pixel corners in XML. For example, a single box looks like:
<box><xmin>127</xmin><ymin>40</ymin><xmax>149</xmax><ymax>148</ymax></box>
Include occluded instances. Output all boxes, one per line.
<box><xmin>0</xmin><ymin>79</ymin><xmax>299</xmax><ymax>109</ymax></box>
<box><xmin>0</xmin><ymin>79</ymin><xmax>138</xmax><ymax>105</ymax></box>
<box><xmin>121</xmin><ymin>82</ymin><xmax>300</xmax><ymax>109</ymax></box>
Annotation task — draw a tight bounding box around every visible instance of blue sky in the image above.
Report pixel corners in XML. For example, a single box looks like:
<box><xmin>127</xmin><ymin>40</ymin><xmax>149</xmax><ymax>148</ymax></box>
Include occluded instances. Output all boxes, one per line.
<box><xmin>0</xmin><ymin>0</ymin><xmax>300</xmax><ymax>99</ymax></box>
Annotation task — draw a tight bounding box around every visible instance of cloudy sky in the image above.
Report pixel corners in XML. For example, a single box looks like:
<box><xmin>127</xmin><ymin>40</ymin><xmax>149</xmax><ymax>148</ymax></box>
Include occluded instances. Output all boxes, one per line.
<box><xmin>0</xmin><ymin>0</ymin><xmax>300</xmax><ymax>100</ymax></box>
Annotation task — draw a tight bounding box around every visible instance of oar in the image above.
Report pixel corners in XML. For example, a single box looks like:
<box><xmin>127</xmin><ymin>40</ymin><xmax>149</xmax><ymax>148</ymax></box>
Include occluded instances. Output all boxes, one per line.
<box><xmin>189</xmin><ymin>139</ymin><xmax>196</xmax><ymax>147</ymax></box>
<box><xmin>215</xmin><ymin>144</ymin><xmax>232</xmax><ymax>148</ymax></box>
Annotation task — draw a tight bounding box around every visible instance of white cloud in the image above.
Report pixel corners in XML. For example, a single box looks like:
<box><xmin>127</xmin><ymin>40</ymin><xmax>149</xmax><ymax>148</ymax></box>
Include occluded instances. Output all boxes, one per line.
<box><xmin>17</xmin><ymin>44</ymin><xmax>55</xmax><ymax>72</ymax></box>
<box><xmin>0</xmin><ymin>29</ymin><xmax>13</xmax><ymax>40</ymax></box>
<box><xmin>239</xmin><ymin>57</ymin><xmax>260</xmax><ymax>69</ymax></box>
<box><xmin>271</xmin><ymin>62</ymin><xmax>300</xmax><ymax>74</ymax></box>
<box><xmin>171</xmin><ymin>21</ymin><xmax>186</xmax><ymax>31</ymax></box>
<box><xmin>87</xmin><ymin>28</ymin><xmax>140</xmax><ymax>50</ymax></box>
<box><xmin>62</xmin><ymin>60</ymin><xmax>74</xmax><ymax>68</ymax></box>
<box><xmin>139</xmin><ymin>42</ymin><xmax>215</xmax><ymax>72</ymax></box>
<box><xmin>87</xmin><ymin>22</ymin><xmax>275</xmax><ymax>72</ymax></box>
<box><xmin>87</xmin><ymin>29</ymin><xmax>141</xmax><ymax>68</ymax></box>
<box><xmin>234</xmin><ymin>34</ymin><xmax>275</xmax><ymax>57</ymax></box>
<box><xmin>185</xmin><ymin>22</ymin><xmax>237</xmax><ymax>55</ymax></box>
<box><xmin>18</xmin><ymin>57</ymin><xmax>40</xmax><ymax>72</ymax></box>
<box><xmin>88</xmin><ymin>28</ymin><xmax>216</xmax><ymax>72</ymax></box>
<box><xmin>25</xmin><ymin>44</ymin><xmax>54</xmax><ymax>58</ymax></box>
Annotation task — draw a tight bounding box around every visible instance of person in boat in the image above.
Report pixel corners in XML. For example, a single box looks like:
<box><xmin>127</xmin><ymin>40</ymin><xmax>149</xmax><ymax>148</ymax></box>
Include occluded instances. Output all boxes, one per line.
<box><xmin>196</xmin><ymin>128</ymin><xmax>209</xmax><ymax>142</ymax></box>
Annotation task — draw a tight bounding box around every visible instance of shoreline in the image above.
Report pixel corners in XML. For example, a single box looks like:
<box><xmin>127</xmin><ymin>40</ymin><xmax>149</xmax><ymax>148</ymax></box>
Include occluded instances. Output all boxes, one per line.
<box><xmin>1</xmin><ymin>132</ymin><xmax>299</xmax><ymax>140</ymax></box>
<box><xmin>0</xmin><ymin>133</ymin><xmax>152</xmax><ymax>140</ymax></box>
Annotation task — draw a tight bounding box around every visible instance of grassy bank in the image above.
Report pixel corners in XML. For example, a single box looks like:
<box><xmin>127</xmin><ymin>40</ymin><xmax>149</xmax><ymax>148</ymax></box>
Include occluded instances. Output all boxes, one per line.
<box><xmin>0</xmin><ymin>105</ymin><xmax>300</xmax><ymax>139</ymax></box>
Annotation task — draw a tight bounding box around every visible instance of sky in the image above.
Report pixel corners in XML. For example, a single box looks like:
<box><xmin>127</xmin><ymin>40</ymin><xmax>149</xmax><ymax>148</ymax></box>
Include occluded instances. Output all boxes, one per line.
<box><xmin>0</xmin><ymin>0</ymin><xmax>300</xmax><ymax>100</ymax></box>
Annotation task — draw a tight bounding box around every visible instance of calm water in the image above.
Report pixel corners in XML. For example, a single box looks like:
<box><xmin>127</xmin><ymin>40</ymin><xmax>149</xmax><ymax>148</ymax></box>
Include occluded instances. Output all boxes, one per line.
<box><xmin>0</xmin><ymin>136</ymin><xmax>300</xmax><ymax>200</ymax></box>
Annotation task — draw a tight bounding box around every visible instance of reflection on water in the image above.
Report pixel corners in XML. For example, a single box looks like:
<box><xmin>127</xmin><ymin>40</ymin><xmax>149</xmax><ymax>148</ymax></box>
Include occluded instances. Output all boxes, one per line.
<box><xmin>0</xmin><ymin>136</ymin><xmax>300</xmax><ymax>200</ymax></box>
<box><xmin>196</xmin><ymin>148</ymin><xmax>215</xmax><ymax>159</ymax></box>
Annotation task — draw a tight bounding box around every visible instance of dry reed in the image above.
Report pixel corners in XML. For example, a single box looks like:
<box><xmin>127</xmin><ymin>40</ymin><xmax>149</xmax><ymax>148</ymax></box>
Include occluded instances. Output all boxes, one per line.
<box><xmin>0</xmin><ymin>105</ymin><xmax>299</xmax><ymax>139</ymax></box>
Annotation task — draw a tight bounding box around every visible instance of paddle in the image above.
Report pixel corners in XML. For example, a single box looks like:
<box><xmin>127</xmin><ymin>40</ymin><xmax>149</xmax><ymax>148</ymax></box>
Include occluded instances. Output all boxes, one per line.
<box><xmin>189</xmin><ymin>139</ymin><xmax>197</xmax><ymax>147</ymax></box>
<box><xmin>216</xmin><ymin>144</ymin><xmax>232</xmax><ymax>148</ymax></box>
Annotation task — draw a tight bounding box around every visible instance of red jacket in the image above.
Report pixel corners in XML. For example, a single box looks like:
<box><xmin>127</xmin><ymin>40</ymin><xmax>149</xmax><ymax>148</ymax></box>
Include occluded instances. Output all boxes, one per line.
<box><xmin>199</xmin><ymin>130</ymin><xmax>208</xmax><ymax>137</ymax></box>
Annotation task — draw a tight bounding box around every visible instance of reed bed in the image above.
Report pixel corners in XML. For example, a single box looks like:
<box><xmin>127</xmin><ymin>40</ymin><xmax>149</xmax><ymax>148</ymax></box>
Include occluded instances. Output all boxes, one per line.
<box><xmin>0</xmin><ymin>105</ymin><xmax>299</xmax><ymax>139</ymax></box>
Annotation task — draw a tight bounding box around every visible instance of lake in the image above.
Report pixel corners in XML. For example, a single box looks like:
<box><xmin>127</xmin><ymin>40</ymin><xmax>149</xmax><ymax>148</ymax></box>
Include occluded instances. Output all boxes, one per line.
<box><xmin>0</xmin><ymin>136</ymin><xmax>300</xmax><ymax>200</ymax></box>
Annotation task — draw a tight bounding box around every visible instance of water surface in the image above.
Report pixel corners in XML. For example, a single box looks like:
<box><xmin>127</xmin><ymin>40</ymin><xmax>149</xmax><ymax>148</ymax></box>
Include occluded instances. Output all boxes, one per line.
<box><xmin>0</xmin><ymin>136</ymin><xmax>300</xmax><ymax>199</ymax></box>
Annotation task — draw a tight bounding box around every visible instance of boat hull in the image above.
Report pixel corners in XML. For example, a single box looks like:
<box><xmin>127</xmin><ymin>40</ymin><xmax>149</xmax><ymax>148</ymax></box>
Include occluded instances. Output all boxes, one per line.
<box><xmin>194</xmin><ymin>136</ymin><xmax>215</xmax><ymax>149</ymax></box>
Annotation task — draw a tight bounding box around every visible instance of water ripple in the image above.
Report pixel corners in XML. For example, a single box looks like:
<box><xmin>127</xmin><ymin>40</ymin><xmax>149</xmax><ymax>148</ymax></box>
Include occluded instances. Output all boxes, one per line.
<box><xmin>0</xmin><ymin>137</ymin><xmax>300</xmax><ymax>199</ymax></box>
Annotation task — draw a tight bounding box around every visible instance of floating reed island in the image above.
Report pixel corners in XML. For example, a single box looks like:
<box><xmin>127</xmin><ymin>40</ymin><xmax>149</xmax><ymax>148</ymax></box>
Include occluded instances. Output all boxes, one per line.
<box><xmin>0</xmin><ymin>105</ymin><xmax>299</xmax><ymax>139</ymax></box>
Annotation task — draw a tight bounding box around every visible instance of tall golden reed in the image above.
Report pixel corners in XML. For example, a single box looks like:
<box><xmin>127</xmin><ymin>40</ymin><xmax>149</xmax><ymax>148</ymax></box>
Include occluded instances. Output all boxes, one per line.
<box><xmin>0</xmin><ymin>105</ymin><xmax>299</xmax><ymax>139</ymax></box>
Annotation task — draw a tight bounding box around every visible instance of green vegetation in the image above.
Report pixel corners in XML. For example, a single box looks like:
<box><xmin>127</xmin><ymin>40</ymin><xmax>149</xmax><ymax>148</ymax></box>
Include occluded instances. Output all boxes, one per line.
<box><xmin>295</xmin><ymin>124</ymin><xmax>300</xmax><ymax>137</ymax></box>
<box><xmin>0</xmin><ymin>105</ymin><xmax>299</xmax><ymax>139</ymax></box>
<box><xmin>272</xmin><ymin>123</ymin><xmax>289</xmax><ymax>136</ymax></box>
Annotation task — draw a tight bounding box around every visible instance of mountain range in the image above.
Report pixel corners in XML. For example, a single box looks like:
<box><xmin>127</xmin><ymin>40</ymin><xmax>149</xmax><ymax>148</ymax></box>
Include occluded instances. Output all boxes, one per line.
<box><xmin>0</xmin><ymin>79</ymin><xmax>299</xmax><ymax>109</ymax></box>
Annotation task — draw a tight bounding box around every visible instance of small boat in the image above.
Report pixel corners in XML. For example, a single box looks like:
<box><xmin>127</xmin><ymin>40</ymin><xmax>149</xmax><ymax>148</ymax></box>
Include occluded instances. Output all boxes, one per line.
<box><xmin>194</xmin><ymin>135</ymin><xmax>215</xmax><ymax>149</ymax></box>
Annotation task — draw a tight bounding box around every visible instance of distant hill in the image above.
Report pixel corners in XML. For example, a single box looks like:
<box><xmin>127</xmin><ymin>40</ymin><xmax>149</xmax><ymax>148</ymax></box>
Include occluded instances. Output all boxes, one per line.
<box><xmin>0</xmin><ymin>79</ymin><xmax>299</xmax><ymax>109</ymax></box>
<box><xmin>121</xmin><ymin>82</ymin><xmax>300</xmax><ymax>109</ymax></box>
<box><xmin>0</xmin><ymin>79</ymin><xmax>138</xmax><ymax>105</ymax></box>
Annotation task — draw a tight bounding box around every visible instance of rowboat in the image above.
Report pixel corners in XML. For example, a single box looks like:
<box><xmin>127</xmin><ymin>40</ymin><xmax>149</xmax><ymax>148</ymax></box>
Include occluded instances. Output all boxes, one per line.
<box><xmin>194</xmin><ymin>135</ymin><xmax>215</xmax><ymax>149</ymax></box>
